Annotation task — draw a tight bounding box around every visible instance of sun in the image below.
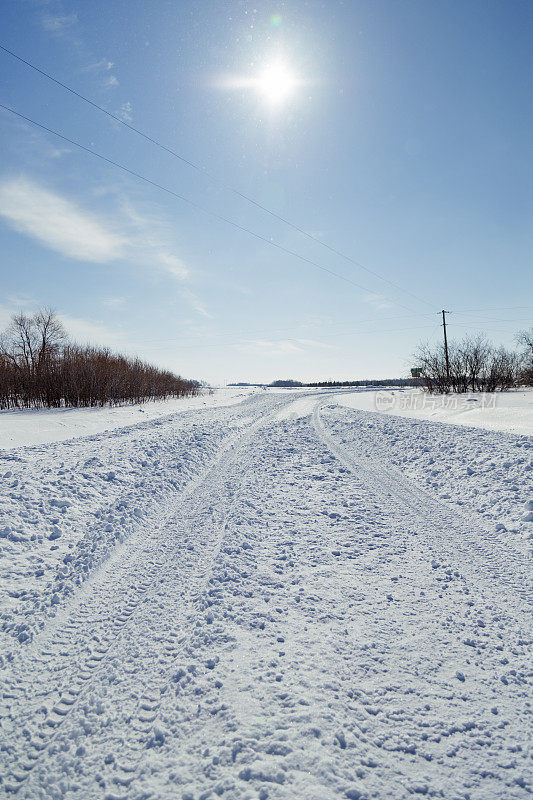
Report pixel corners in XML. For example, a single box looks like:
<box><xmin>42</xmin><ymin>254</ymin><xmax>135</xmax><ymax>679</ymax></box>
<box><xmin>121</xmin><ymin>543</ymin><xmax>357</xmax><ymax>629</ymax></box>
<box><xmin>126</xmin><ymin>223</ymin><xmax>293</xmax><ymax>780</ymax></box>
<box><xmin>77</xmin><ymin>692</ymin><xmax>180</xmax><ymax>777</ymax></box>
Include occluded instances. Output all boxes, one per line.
<box><xmin>254</xmin><ymin>61</ymin><xmax>301</xmax><ymax>105</ymax></box>
<box><xmin>214</xmin><ymin>58</ymin><xmax>303</xmax><ymax>107</ymax></box>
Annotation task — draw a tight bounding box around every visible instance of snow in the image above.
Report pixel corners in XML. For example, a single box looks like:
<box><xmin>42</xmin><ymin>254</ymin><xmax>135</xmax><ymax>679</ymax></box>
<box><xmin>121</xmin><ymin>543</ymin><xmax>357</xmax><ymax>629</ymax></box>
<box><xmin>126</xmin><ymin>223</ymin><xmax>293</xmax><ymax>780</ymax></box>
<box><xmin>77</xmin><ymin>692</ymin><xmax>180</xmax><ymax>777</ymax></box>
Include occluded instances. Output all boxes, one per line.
<box><xmin>4</xmin><ymin>387</ymin><xmax>529</xmax><ymax>452</ymax></box>
<box><xmin>274</xmin><ymin>393</ymin><xmax>323</xmax><ymax>421</ymax></box>
<box><xmin>334</xmin><ymin>387</ymin><xmax>533</xmax><ymax>436</ymax></box>
<box><xmin>0</xmin><ymin>390</ymin><xmax>531</xmax><ymax>799</ymax></box>
<box><xmin>0</xmin><ymin>387</ymin><xmax>260</xmax><ymax>450</ymax></box>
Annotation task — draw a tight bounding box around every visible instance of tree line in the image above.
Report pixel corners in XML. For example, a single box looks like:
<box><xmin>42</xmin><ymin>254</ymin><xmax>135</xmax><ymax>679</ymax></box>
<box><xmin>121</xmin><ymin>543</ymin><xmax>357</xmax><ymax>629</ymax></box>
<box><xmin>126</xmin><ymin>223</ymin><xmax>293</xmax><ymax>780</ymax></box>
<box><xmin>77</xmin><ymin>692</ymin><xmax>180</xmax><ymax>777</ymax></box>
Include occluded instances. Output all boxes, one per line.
<box><xmin>414</xmin><ymin>329</ymin><xmax>533</xmax><ymax>394</ymax></box>
<box><xmin>305</xmin><ymin>378</ymin><xmax>422</xmax><ymax>388</ymax></box>
<box><xmin>0</xmin><ymin>309</ymin><xmax>200</xmax><ymax>410</ymax></box>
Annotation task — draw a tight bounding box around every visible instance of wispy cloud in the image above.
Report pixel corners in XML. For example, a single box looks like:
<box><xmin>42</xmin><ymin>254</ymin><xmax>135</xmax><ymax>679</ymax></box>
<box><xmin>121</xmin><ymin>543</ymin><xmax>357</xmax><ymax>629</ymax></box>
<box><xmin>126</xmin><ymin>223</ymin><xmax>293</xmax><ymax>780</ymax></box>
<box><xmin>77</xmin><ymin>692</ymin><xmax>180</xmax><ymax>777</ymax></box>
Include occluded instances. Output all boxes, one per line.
<box><xmin>84</xmin><ymin>58</ymin><xmax>115</xmax><ymax>73</ymax></box>
<box><xmin>0</xmin><ymin>110</ymin><xmax>71</xmax><ymax>162</ymax></box>
<box><xmin>58</xmin><ymin>313</ymin><xmax>127</xmax><ymax>349</ymax></box>
<box><xmin>239</xmin><ymin>340</ymin><xmax>303</xmax><ymax>356</ymax></box>
<box><xmin>234</xmin><ymin>284</ymin><xmax>253</xmax><ymax>297</ymax></box>
<box><xmin>0</xmin><ymin>177</ymin><xmax>125</xmax><ymax>262</ymax></box>
<box><xmin>41</xmin><ymin>12</ymin><xmax>78</xmax><ymax>33</ymax></box>
<box><xmin>119</xmin><ymin>202</ymin><xmax>190</xmax><ymax>281</ymax></box>
<box><xmin>181</xmin><ymin>289</ymin><xmax>212</xmax><ymax>318</ymax></box>
<box><xmin>102</xmin><ymin>296</ymin><xmax>127</xmax><ymax>310</ymax></box>
<box><xmin>46</xmin><ymin>146</ymin><xmax>71</xmax><ymax>159</ymax></box>
<box><xmin>293</xmin><ymin>338</ymin><xmax>333</xmax><ymax>349</ymax></box>
<box><xmin>118</xmin><ymin>101</ymin><xmax>133</xmax><ymax>123</ymax></box>
<box><xmin>0</xmin><ymin>176</ymin><xmax>210</xmax><ymax>315</ymax></box>
<box><xmin>0</xmin><ymin>177</ymin><xmax>194</xmax><ymax>283</ymax></box>
<box><xmin>5</xmin><ymin>293</ymin><xmax>36</xmax><ymax>310</ymax></box>
<box><xmin>82</xmin><ymin>57</ymin><xmax>119</xmax><ymax>89</ymax></box>
<box><xmin>363</xmin><ymin>292</ymin><xmax>394</xmax><ymax>310</ymax></box>
<box><xmin>158</xmin><ymin>253</ymin><xmax>189</xmax><ymax>280</ymax></box>
<box><xmin>238</xmin><ymin>338</ymin><xmax>330</xmax><ymax>356</ymax></box>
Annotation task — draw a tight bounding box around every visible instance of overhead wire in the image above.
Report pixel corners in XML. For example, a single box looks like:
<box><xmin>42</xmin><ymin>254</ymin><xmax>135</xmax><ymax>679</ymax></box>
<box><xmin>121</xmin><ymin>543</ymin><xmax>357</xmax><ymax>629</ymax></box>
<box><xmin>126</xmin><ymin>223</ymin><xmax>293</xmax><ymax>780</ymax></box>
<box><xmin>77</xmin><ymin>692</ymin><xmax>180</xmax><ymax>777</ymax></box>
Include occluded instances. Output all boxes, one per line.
<box><xmin>0</xmin><ymin>101</ymin><xmax>421</xmax><ymax>313</ymax></box>
<box><xmin>132</xmin><ymin>311</ymin><xmax>530</xmax><ymax>349</ymax></box>
<box><xmin>136</xmin><ymin>312</ymin><xmax>438</xmax><ymax>346</ymax></box>
<box><xmin>1</xmin><ymin>45</ymin><xmax>529</xmax><ymax>341</ymax></box>
<box><xmin>0</xmin><ymin>42</ymin><xmax>435</xmax><ymax>309</ymax></box>
<box><xmin>126</xmin><ymin>323</ymin><xmax>442</xmax><ymax>350</ymax></box>
<box><xmin>445</xmin><ymin>323</ymin><xmax>525</xmax><ymax>336</ymax></box>
<box><xmin>450</xmin><ymin>316</ymin><xmax>532</xmax><ymax>324</ymax></box>
<box><xmin>452</xmin><ymin>306</ymin><xmax>533</xmax><ymax>314</ymax></box>
<box><xmin>134</xmin><ymin>319</ymin><xmax>527</xmax><ymax>351</ymax></box>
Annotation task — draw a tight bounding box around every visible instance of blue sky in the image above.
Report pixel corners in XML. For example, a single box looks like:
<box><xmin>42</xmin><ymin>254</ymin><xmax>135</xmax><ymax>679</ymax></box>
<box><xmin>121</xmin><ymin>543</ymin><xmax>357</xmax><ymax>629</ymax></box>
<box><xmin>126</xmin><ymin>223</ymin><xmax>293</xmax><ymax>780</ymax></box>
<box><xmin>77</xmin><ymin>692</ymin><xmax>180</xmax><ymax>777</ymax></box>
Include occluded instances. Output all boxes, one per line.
<box><xmin>0</xmin><ymin>0</ymin><xmax>531</xmax><ymax>384</ymax></box>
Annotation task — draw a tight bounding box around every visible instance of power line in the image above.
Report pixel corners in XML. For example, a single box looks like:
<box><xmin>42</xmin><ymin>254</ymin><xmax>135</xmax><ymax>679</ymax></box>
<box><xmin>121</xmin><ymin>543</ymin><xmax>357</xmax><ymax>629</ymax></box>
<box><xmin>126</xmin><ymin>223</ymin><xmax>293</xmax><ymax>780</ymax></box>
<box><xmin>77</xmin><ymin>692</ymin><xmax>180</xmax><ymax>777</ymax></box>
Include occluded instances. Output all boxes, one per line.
<box><xmin>137</xmin><ymin>312</ymin><xmax>437</xmax><ymax>346</ymax></box>
<box><xmin>120</xmin><ymin>312</ymin><xmax>531</xmax><ymax>348</ymax></box>
<box><xmin>0</xmin><ymin>102</ymin><xmax>421</xmax><ymax>313</ymax></box>
<box><xmin>124</xmin><ymin>323</ymin><xmax>441</xmax><ymax>351</ymax></box>
<box><xmin>450</xmin><ymin>323</ymin><xmax>526</xmax><ymax>332</ymax></box>
<box><xmin>453</xmin><ymin>306</ymin><xmax>533</xmax><ymax>314</ymax></box>
<box><xmin>0</xmin><ymin>42</ymin><xmax>434</xmax><ymax>310</ymax></box>
<box><xmin>452</xmin><ymin>316</ymin><xmax>532</xmax><ymax>324</ymax></box>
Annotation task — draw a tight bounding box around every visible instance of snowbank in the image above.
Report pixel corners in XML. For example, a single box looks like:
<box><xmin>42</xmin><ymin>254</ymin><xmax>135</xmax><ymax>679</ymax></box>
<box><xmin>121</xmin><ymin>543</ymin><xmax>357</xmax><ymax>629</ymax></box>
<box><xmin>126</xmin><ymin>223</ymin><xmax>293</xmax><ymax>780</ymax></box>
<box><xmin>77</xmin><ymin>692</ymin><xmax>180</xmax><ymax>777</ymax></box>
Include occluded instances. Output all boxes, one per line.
<box><xmin>333</xmin><ymin>387</ymin><xmax>533</xmax><ymax>436</ymax></box>
<box><xmin>2</xmin><ymin>386</ymin><xmax>531</xmax><ymax>450</ymax></box>
<box><xmin>0</xmin><ymin>392</ymin><xmax>276</xmax><ymax>650</ymax></box>
<box><xmin>1</xmin><ymin>392</ymin><xmax>531</xmax><ymax>799</ymax></box>
<box><xmin>0</xmin><ymin>387</ymin><xmax>259</xmax><ymax>450</ymax></box>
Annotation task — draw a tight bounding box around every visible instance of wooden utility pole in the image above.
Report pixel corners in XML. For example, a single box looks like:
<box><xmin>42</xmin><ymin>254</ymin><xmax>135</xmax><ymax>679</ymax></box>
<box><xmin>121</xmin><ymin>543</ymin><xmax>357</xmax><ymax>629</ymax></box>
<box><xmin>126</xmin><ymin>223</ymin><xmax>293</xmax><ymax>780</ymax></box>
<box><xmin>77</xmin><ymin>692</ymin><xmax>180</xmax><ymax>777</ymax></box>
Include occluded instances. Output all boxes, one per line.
<box><xmin>442</xmin><ymin>310</ymin><xmax>450</xmax><ymax>381</ymax></box>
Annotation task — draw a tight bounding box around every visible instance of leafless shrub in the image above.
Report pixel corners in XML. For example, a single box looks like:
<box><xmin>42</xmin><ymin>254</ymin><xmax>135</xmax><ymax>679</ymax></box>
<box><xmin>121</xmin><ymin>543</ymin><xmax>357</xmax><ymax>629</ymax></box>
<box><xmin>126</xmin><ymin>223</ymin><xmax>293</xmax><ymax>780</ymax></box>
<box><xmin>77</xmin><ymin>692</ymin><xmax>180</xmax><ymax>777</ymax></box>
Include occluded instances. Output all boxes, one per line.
<box><xmin>0</xmin><ymin>310</ymin><xmax>199</xmax><ymax>410</ymax></box>
<box><xmin>516</xmin><ymin>328</ymin><xmax>533</xmax><ymax>386</ymax></box>
<box><xmin>414</xmin><ymin>334</ymin><xmax>521</xmax><ymax>394</ymax></box>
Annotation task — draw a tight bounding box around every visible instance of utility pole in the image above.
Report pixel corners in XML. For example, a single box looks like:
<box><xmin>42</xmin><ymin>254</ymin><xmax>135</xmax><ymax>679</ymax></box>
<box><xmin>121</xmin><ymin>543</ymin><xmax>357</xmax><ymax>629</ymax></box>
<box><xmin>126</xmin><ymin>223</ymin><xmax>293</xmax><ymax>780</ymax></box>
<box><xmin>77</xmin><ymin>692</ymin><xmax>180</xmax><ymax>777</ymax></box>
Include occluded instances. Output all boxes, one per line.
<box><xmin>442</xmin><ymin>310</ymin><xmax>450</xmax><ymax>382</ymax></box>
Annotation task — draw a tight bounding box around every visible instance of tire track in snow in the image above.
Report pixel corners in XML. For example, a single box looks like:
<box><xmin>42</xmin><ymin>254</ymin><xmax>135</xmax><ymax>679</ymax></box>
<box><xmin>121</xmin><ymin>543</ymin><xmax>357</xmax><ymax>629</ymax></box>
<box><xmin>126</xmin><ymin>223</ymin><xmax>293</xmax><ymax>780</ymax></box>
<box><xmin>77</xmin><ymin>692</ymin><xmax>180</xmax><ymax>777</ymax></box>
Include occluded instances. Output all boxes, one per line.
<box><xmin>97</xmin><ymin>474</ymin><xmax>248</xmax><ymax>794</ymax></box>
<box><xmin>312</xmin><ymin>403</ymin><xmax>533</xmax><ymax>614</ymax></box>
<box><xmin>0</xmin><ymin>399</ymin><xmax>296</xmax><ymax>795</ymax></box>
<box><xmin>114</xmin><ymin>413</ymin><xmax>531</xmax><ymax>800</ymax></box>
<box><xmin>18</xmin><ymin>405</ymin><xmax>267</xmax><ymax>663</ymax></box>
<box><xmin>3</xmin><ymin>403</ymin><xmax>529</xmax><ymax>799</ymax></box>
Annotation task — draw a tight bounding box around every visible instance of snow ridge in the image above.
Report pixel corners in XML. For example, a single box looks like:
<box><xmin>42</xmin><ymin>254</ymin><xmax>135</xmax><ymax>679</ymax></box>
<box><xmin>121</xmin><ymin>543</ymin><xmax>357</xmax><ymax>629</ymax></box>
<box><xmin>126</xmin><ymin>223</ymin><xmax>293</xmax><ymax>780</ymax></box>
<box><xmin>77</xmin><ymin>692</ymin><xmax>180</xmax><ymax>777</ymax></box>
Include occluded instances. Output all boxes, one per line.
<box><xmin>0</xmin><ymin>392</ymin><xmax>531</xmax><ymax>799</ymax></box>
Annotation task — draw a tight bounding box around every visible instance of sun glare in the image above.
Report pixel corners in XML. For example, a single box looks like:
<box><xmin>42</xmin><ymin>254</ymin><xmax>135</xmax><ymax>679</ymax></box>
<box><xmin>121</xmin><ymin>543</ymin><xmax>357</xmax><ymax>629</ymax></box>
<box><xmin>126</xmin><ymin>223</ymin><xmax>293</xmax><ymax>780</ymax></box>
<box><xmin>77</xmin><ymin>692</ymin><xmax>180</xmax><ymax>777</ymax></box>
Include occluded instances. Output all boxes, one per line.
<box><xmin>254</xmin><ymin>61</ymin><xmax>301</xmax><ymax>105</ymax></box>
<box><xmin>214</xmin><ymin>57</ymin><xmax>303</xmax><ymax>108</ymax></box>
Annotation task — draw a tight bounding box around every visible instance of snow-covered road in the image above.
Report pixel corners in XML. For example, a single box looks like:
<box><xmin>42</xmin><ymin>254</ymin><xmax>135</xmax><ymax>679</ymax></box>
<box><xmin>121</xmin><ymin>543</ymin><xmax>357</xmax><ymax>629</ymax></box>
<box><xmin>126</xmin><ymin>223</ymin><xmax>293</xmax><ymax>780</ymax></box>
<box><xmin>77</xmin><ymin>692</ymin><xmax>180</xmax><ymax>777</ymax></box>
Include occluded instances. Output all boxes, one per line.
<box><xmin>0</xmin><ymin>392</ymin><xmax>531</xmax><ymax>799</ymax></box>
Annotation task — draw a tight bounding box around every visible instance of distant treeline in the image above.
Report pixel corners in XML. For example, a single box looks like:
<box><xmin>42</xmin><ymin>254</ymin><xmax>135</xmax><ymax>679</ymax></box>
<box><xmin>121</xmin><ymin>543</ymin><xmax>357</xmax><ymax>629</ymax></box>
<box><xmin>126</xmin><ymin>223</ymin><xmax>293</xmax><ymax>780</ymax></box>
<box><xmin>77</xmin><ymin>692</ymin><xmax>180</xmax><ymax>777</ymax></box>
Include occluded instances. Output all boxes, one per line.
<box><xmin>306</xmin><ymin>379</ymin><xmax>421</xmax><ymax>388</ymax></box>
<box><xmin>0</xmin><ymin>309</ymin><xmax>200</xmax><ymax>410</ymax></box>
<box><xmin>269</xmin><ymin>378</ymin><xmax>421</xmax><ymax>388</ymax></box>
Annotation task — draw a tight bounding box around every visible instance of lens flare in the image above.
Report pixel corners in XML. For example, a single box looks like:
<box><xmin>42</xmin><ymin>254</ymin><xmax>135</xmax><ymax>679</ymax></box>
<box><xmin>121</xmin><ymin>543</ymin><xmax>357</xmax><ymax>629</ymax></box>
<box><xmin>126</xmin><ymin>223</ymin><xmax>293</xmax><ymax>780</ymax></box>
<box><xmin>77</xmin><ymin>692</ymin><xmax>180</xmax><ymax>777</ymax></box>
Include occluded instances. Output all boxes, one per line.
<box><xmin>255</xmin><ymin>61</ymin><xmax>300</xmax><ymax>105</ymax></box>
<box><xmin>213</xmin><ymin>56</ymin><xmax>303</xmax><ymax>108</ymax></box>
<box><xmin>270</xmin><ymin>14</ymin><xmax>282</xmax><ymax>27</ymax></box>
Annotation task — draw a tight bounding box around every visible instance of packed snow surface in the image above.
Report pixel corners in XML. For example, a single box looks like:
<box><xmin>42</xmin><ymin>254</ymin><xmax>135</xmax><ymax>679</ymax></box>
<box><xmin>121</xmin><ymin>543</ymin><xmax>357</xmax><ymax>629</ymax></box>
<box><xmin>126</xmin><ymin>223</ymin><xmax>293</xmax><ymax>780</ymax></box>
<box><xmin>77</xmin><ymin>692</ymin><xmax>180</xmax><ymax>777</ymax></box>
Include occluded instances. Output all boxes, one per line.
<box><xmin>335</xmin><ymin>388</ymin><xmax>533</xmax><ymax>436</ymax></box>
<box><xmin>2</xmin><ymin>387</ymin><xmax>530</xmax><ymax>452</ymax></box>
<box><xmin>0</xmin><ymin>390</ymin><xmax>531</xmax><ymax>799</ymax></box>
<box><xmin>0</xmin><ymin>388</ymin><xmax>260</xmax><ymax>450</ymax></box>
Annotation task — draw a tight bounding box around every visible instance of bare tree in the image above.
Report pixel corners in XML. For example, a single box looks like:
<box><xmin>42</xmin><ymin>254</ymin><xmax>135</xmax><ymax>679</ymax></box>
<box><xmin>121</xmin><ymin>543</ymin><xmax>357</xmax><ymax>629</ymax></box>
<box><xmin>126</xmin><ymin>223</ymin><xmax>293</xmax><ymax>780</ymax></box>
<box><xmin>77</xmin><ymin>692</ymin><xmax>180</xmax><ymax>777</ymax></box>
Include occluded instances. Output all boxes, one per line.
<box><xmin>415</xmin><ymin>334</ymin><xmax>520</xmax><ymax>394</ymax></box>
<box><xmin>3</xmin><ymin>312</ymin><xmax>38</xmax><ymax>371</ymax></box>
<box><xmin>516</xmin><ymin>328</ymin><xmax>533</xmax><ymax>385</ymax></box>
<box><xmin>414</xmin><ymin>341</ymin><xmax>452</xmax><ymax>393</ymax></box>
<box><xmin>0</xmin><ymin>309</ymin><xmax>199</xmax><ymax>409</ymax></box>
<box><xmin>463</xmin><ymin>336</ymin><xmax>491</xmax><ymax>392</ymax></box>
<box><xmin>486</xmin><ymin>347</ymin><xmax>521</xmax><ymax>392</ymax></box>
<box><xmin>33</xmin><ymin>309</ymin><xmax>67</xmax><ymax>371</ymax></box>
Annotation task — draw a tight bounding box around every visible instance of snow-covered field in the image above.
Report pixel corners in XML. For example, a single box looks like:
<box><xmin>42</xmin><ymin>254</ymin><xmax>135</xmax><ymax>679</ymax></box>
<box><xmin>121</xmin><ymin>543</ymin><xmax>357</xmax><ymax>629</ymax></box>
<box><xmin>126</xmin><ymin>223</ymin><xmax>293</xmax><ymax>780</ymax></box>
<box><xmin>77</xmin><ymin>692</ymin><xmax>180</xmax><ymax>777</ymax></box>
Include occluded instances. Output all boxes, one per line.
<box><xmin>0</xmin><ymin>390</ymin><xmax>531</xmax><ymax>799</ymax></box>
<box><xmin>2</xmin><ymin>387</ymin><xmax>530</xmax><ymax>451</ymax></box>
<box><xmin>0</xmin><ymin>388</ymin><xmax>261</xmax><ymax>450</ymax></box>
<box><xmin>336</xmin><ymin>388</ymin><xmax>533</xmax><ymax>436</ymax></box>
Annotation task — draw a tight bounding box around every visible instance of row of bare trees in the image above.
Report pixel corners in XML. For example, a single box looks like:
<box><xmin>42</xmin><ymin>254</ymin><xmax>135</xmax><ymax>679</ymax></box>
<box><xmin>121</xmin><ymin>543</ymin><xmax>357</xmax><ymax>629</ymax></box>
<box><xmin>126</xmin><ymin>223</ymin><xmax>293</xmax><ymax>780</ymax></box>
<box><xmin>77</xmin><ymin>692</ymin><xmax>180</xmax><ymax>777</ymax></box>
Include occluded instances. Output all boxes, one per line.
<box><xmin>517</xmin><ymin>329</ymin><xmax>533</xmax><ymax>386</ymax></box>
<box><xmin>0</xmin><ymin>310</ymin><xmax>199</xmax><ymax>410</ymax></box>
<box><xmin>415</xmin><ymin>330</ymin><xmax>533</xmax><ymax>394</ymax></box>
